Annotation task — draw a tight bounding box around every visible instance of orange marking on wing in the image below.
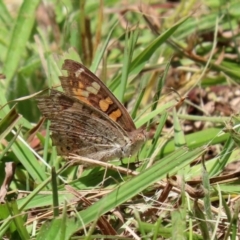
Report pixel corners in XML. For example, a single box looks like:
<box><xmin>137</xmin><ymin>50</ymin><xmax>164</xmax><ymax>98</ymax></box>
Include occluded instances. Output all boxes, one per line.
<box><xmin>72</xmin><ymin>86</ymin><xmax>89</xmax><ymax>98</ymax></box>
<box><xmin>109</xmin><ymin>109</ymin><xmax>122</xmax><ymax>122</ymax></box>
<box><xmin>106</xmin><ymin>97</ymin><xmax>113</xmax><ymax>104</ymax></box>
<box><xmin>79</xmin><ymin>96</ymin><xmax>91</xmax><ymax>105</ymax></box>
<box><xmin>71</xmin><ymin>92</ymin><xmax>90</xmax><ymax>104</ymax></box>
<box><xmin>99</xmin><ymin>97</ymin><xmax>114</xmax><ymax>112</ymax></box>
<box><xmin>79</xmin><ymin>82</ymin><xmax>84</xmax><ymax>89</ymax></box>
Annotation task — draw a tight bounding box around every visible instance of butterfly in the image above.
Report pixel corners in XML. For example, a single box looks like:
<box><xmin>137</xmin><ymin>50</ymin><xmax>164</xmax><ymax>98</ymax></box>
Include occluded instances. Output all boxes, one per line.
<box><xmin>37</xmin><ymin>59</ymin><xmax>146</xmax><ymax>163</ymax></box>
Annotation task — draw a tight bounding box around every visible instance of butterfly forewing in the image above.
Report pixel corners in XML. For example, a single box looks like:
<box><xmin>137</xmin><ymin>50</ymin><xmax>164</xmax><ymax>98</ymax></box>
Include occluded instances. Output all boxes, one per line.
<box><xmin>59</xmin><ymin>59</ymin><xmax>136</xmax><ymax>132</ymax></box>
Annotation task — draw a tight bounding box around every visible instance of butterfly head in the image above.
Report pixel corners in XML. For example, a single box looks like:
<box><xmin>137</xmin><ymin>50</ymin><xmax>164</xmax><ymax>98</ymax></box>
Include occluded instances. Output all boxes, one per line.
<box><xmin>123</xmin><ymin>128</ymin><xmax>146</xmax><ymax>157</ymax></box>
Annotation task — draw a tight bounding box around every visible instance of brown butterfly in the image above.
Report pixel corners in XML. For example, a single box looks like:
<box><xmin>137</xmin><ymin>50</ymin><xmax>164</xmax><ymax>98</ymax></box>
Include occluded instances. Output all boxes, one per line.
<box><xmin>37</xmin><ymin>60</ymin><xmax>145</xmax><ymax>163</ymax></box>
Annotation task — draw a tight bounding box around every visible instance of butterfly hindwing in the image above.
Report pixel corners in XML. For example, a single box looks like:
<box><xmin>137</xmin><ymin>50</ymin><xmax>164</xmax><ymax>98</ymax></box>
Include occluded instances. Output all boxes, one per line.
<box><xmin>37</xmin><ymin>89</ymin><xmax>129</xmax><ymax>161</ymax></box>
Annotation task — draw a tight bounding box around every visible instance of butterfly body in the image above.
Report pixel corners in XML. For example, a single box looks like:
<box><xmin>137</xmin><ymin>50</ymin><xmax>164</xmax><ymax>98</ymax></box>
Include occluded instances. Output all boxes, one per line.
<box><xmin>37</xmin><ymin>60</ymin><xmax>145</xmax><ymax>163</ymax></box>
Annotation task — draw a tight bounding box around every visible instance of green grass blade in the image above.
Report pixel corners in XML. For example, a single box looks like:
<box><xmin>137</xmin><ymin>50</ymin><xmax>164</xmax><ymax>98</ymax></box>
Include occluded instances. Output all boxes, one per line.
<box><xmin>119</xmin><ymin>26</ymin><xmax>139</xmax><ymax>102</ymax></box>
<box><xmin>130</xmin><ymin>17</ymin><xmax>188</xmax><ymax>75</ymax></box>
<box><xmin>90</xmin><ymin>21</ymin><xmax>118</xmax><ymax>73</ymax></box>
<box><xmin>0</xmin><ymin>105</ymin><xmax>21</xmax><ymax>141</ymax></box>
<box><xmin>3</xmin><ymin>0</ymin><xmax>40</xmax><ymax>83</ymax></box>
<box><xmin>146</xmin><ymin>111</ymin><xmax>168</xmax><ymax>158</ymax></box>
<box><xmin>110</xmin><ymin>17</ymin><xmax>188</xmax><ymax>94</ymax></box>
<box><xmin>173</xmin><ymin>107</ymin><xmax>186</xmax><ymax>148</ymax></box>
<box><xmin>0</xmin><ymin>1</ymin><xmax>12</xmax><ymax>27</ymax></box>
<box><xmin>8</xmin><ymin>201</ymin><xmax>30</xmax><ymax>240</ymax></box>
